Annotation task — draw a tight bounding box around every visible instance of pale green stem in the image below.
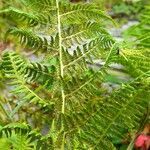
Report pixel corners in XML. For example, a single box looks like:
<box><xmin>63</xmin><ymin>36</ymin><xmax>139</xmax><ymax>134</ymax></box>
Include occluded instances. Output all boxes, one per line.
<box><xmin>56</xmin><ymin>0</ymin><xmax>65</xmax><ymax>114</ymax></box>
<box><xmin>56</xmin><ymin>1</ymin><xmax>66</xmax><ymax>149</ymax></box>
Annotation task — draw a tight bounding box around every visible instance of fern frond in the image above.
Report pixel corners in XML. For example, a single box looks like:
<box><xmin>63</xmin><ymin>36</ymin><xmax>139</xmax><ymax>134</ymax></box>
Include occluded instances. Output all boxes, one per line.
<box><xmin>0</xmin><ymin>123</ymin><xmax>30</xmax><ymax>135</ymax></box>
<box><xmin>1</xmin><ymin>1</ymin><xmax>148</xmax><ymax>149</ymax></box>
<box><xmin>123</xmin><ymin>5</ymin><xmax>150</xmax><ymax>48</ymax></box>
<box><xmin>141</xmin><ymin>6</ymin><xmax>150</xmax><ymax>24</ymax></box>
<box><xmin>57</xmin><ymin>45</ymin><xmax>119</xmax><ymax>133</ymax></box>
<box><xmin>0</xmin><ymin>123</ymin><xmax>52</xmax><ymax>150</ymax></box>
<box><xmin>0</xmin><ymin>7</ymin><xmax>39</xmax><ymax>26</ymax></box>
<box><xmin>75</xmin><ymin>80</ymin><xmax>149</xmax><ymax>149</ymax></box>
<box><xmin>60</xmin><ymin>3</ymin><xmax>114</xmax><ymax>24</ymax></box>
<box><xmin>25</xmin><ymin>62</ymin><xmax>55</xmax><ymax>87</ymax></box>
<box><xmin>2</xmin><ymin>52</ymin><xmax>53</xmax><ymax>115</ymax></box>
<box><xmin>62</xmin><ymin>21</ymin><xmax>113</xmax><ymax>47</ymax></box>
<box><xmin>63</xmin><ymin>38</ymin><xmax>115</xmax><ymax>70</ymax></box>
<box><xmin>22</xmin><ymin>0</ymin><xmax>56</xmax><ymax>12</ymax></box>
<box><xmin>124</xmin><ymin>24</ymin><xmax>150</xmax><ymax>48</ymax></box>
<box><xmin>118</xmin><ymin>48</ymin><xmax>150</xmax><ymax>77</ymax></box>
<box><xmin>6</xmin><ymin>28</ymin><xmax>57</xmax><ymax>51</ymax></box>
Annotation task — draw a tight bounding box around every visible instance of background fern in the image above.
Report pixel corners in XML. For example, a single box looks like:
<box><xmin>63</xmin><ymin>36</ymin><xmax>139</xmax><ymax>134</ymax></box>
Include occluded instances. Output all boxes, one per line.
<box><xmin>123</xmin><ymin>5</ymin><xmax>150</xmax><ymax>48</ymax></box>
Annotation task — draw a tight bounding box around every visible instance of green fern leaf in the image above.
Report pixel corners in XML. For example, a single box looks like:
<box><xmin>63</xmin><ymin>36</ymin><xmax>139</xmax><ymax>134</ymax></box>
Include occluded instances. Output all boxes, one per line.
<box><xmin>2</xmin><ymin>52</ymin><xmax>53</xmax><ymax>116</ymax></box>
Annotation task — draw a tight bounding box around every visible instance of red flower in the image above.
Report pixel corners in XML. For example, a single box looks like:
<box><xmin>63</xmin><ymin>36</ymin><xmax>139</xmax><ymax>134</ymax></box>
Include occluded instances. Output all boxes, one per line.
<box><xmin>135</xmin><ymin>134</ymin><xmax>150</xmax><ymax>150</ymax></box>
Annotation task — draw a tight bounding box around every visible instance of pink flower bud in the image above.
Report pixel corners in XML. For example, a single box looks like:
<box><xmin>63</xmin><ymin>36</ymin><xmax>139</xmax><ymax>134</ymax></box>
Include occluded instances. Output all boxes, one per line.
<box><xmin>135</xmin><ymin>134</ymin><xmax>150</xmax><ymax>150</ymax></box>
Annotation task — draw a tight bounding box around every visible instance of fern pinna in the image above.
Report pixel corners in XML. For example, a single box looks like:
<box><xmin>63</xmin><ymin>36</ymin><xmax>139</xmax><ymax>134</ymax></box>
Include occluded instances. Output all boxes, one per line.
<box><xmin>123</xmin><ymin>5</ymin><xmax>150</xmax><ymax>48</ymax></box>
<box><xmin>0</xmin><ymin>0</ymin><xmax>150</xmax><ymax>149</ymax></box>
